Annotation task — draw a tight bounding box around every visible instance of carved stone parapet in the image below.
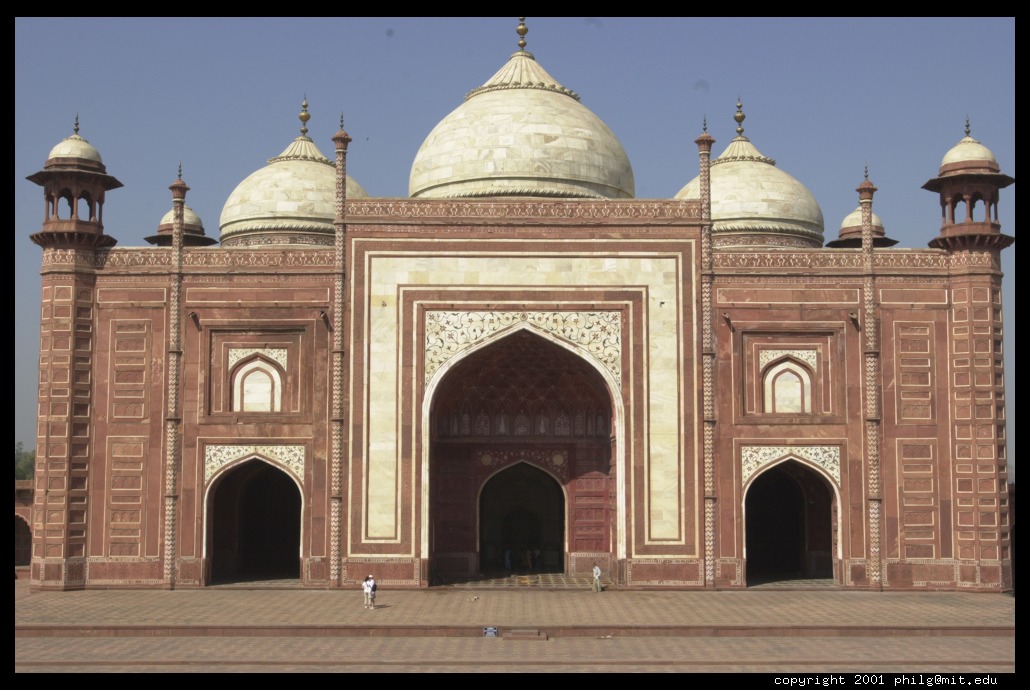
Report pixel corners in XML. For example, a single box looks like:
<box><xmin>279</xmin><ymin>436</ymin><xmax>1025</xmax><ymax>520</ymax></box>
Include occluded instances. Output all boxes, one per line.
<box><xmin>346</xmin><ymin>198</ymin><xmax>700</xmax><ymax>223</ymax></box>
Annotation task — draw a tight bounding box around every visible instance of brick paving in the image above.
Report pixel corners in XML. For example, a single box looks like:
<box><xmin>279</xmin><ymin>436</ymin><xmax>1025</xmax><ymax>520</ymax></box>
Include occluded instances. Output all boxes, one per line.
<box><xmin>15</xmin><ymin>575</ymin><xmax>1015</xmax><ymax>673</ymax></box>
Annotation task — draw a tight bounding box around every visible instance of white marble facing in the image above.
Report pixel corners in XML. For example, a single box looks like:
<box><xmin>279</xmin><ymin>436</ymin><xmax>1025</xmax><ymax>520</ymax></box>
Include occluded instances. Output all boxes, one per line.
<box><xmin>356</xmin><ymin>240</ymin><xmax>695</xmax><ymax>552</ymax></box>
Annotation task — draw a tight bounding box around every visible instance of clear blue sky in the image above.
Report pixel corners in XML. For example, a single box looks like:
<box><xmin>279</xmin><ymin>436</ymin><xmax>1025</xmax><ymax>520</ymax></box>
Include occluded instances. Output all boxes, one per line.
<box><xmin>15</xmin><ymin>17</ymin><xmax>1015</xmax><ymax>479</ymax></box>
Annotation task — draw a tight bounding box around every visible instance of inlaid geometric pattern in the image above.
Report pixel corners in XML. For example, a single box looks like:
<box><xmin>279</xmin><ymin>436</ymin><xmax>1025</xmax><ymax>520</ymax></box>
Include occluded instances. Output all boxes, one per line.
<box><xmin>894</xmin><ymin>323</ymin><xmax>935</xmax><ymax>423</ymax></box>
<box><xmin>111</xmin><ymin>322</ymin><xmax>151</xmax><ymax>420</ymax></box>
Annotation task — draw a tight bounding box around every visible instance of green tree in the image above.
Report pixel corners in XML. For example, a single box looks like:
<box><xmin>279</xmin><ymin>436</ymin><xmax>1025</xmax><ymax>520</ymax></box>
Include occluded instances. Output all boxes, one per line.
<box><xmin>15</xmin><ymin>441</ymin><xmax>35</xmax><ymax>480</ymax></box>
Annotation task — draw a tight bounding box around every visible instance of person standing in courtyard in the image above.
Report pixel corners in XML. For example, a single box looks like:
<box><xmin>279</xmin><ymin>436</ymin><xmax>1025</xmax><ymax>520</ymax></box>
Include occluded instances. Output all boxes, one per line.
<box><xmin>362</xmin><ymin>575</ymin><xmax>377</xmax><ymax>609</ymax></box>
<box><xmin>592</xmin><ymin>562</ymin><xmax>602</xmax><ymax>592</ymax></box>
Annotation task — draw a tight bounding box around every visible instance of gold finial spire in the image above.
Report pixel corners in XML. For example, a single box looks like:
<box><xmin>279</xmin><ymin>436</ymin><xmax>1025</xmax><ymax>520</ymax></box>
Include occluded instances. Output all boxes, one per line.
<box><xmin>299</xmin><ymin>97</ymin><xmax>310</xmax><ymax>136</ymax></box>
<box><xmin>734</xmin><ymin>98</ymin><xmax>745</xmax><ymax>136</ymax></box>
<box><xmin>517</xmin><ymin>17</ymin><xmax>528</xmax><ymax>51</ymax></box>
<box><xmin>965</xmin><ymin>116</ymin><xmax>971</xmax><ymax>137</ymax></box>
<box><xmin>74</xmin><ymin>114</ymin><xmax>80</xmax><ymax>135</ymax></box>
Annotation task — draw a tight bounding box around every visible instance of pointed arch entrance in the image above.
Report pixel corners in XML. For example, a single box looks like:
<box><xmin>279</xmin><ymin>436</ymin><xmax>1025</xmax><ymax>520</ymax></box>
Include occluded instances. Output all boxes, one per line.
<box><xmin>428</xmin><ymin>329</ymin><xmax>615</xmax><ymax>581</ymax></box>
<box><xmin>744</xmin><ymin>461</ymin><xmax>835</xmax><ymax>585</ymax></box>
<box><xmin>207</xmin><ymin>460</ymin><xmax>301</xmax><ymax>583</ymax></box>
<box><xmin>480</xmin><ymin>463</ymin><xmax>565</xmax><ymax>573</ymax></box>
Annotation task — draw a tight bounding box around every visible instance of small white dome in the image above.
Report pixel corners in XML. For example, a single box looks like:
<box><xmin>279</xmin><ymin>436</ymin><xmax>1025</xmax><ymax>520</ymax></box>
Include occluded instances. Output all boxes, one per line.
<box><xmin>159</xmin><ymin>205</ymin><xmax>204</xmax><ymax>230</ymax></box>
<box><xmin>676</xmin><ymin>125</ymin><xmax>824</xmax><ymax>248</ymax></box>
<box><xmin>839</xmin><ymin>206</ymin><xmax>883</xmax><ymax>232</ymax></box>
<box><xmin>43</xmin><ymin>120</ymin><xmax>106</xmax><ymax>172</ymax></box>
<box><xmin>410</xmin><ymin>49</ymin><xmax>633</xmax><ymax>199</ymax></box>
<box><xmin>48</xmin><ymin>133</ymin><xmax>103</xmax><ymax>164</ymax></box>
<box><xmin>939</xmin><ymin>123</ymin><xmax>1001</xmax><ymax>175</ymax></box>
<box><xmin>220</xmin><ymin>127</ymin><xmax>367</xmax><ymax>246</ymax></box>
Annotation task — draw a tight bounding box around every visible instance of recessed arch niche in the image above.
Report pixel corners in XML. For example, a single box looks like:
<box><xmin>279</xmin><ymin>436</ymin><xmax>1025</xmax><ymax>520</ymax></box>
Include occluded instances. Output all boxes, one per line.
<box><xmin>427</xmin><ymin>328</ymin><xmax>615</xmax><ymax>581</ymax></box>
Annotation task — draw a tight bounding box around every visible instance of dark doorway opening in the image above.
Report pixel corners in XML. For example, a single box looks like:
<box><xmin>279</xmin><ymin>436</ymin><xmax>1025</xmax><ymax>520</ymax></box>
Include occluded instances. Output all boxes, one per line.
<box><xmin>209</xmin><ymin>461</ymin><xmax>301</xmax><ymax>583</ymax></box>
<box><xmin>480</xmin><ymin>463</ymin><xmax>565</xmax><ymax>574</ymax></box>
<box><xmin>15</xmin><ymin>516</ymin><xmax>31</xmax><ymax>566</ymax></box>
<box><xmin>745</xmin><ymin>461</ymin><xmax>834</xmax><ymax>585</ymax></box>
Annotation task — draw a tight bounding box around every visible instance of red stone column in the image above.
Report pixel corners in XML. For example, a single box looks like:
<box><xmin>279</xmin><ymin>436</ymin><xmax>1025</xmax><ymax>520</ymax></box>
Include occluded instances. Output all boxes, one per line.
<box><xmin>33</xmin><ymin>254</ymin><xmax>97</xmax><ymax>589</ymax></box>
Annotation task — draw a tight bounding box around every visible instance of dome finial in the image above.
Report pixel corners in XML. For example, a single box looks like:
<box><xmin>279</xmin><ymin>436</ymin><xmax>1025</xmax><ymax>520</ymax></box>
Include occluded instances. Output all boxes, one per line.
<box><xmin>734</xmin><ymin>98</ymin><xmax>745</xmax><ymax>137</ymax></box>
<box><xmin>703</xmin><ymin>115</ymin><xmax>708</xmax><ymax>133</ymax></box>
<box><xmin>340</xmin><ymin>112</ymin><xmax>345</xmax><ymax>129</ymax></box>
<box><xmin>178</xmin><ymin>162</ymin><xmax>183</xmax><ymax>180</ymax></box>
<box><xmin>965</xmin><ymin>116</ymin><xmax>971</xmax><ymax>138</ymax></box>
<box><xmin>299</xmin><ymin>97</ymin><xmax>310</xmax><ymax>136</ymax></box>
<box><xmin>74</xmin><ymin>114</ymin><xmax>80</xmax><ymax>136</ymax></box>
<box><xmin>864</xmin><ymin>163</ymin><xmax>869</xmax><ymax>181</ymax></box>
<box><xmin>516</xmin><ymin>17</ymin><xmax>528</xmax><ymax>51</ymax></box>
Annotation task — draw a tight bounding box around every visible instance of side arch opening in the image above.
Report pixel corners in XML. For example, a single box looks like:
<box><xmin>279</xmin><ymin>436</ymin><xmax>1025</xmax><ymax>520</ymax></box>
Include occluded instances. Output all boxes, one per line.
<box><xmin>744</xmin><ymin>460</ymin><xmax>836</xmax><ymax>586</ymax></box>
<box><xmin>207</xmin><ymin>459</ymin><xmax>301</xmax><ymax>584</ymax></box>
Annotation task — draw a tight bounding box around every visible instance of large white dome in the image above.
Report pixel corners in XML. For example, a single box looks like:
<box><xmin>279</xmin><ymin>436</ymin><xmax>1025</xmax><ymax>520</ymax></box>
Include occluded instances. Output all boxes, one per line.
<box><xmin>676</xmin><ymin>106</ymin><xmax>824</xmax><ymax>248</ymax></box>
<box><xmin>410</xmin><ymin>43</ymin><xmax>633</xmax><ymax>200</ymax></box>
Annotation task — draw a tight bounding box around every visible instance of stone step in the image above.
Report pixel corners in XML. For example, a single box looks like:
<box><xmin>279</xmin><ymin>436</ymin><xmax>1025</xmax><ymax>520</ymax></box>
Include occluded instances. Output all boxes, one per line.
<box><xmin>504</xmin><ymin>628</ymin><xmax>548</xmax><ymax>641</ymax></box>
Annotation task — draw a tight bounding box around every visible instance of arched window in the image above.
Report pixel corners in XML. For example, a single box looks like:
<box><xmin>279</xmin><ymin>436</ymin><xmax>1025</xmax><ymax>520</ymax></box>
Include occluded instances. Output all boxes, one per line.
<box><xmin>231</xmin><ymin>358</ymin><xmax>283</xmax><ymax>412</ymax></box>
<box><xmin>763</xmin><ymin>360</ymin><xmax>812</xmax><ymax>414</ymax></box>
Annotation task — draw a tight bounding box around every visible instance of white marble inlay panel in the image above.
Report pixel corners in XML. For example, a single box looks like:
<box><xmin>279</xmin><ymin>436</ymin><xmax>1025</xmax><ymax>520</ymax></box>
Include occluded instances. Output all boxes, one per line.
<box><xmin>204</xmin><ymin>444</ymin><xmax>305</xmax><ymax>483</ymax></box>
<box><xmin>227</xmin><ymin>348</ymin><xmax>288</xmax><ymax>369</ymax></box>
<box><xmin>364</xmin><ymin>246</ymin><xmax>691</xmax><ymax>545</ymax></box>
<box><xmin>741</xmin><ymin>445</ymin><xmax>840</xmax><ymax>485</ymax></box>
<box><xmin>425</xmin><ymin>311</ymin><xmax>621</xmax><ymax>384</ymax></box>
<box><xmin>758</xmin><ymin>348</ymin><xmax>817</xmax><ymax>370</ymax></box>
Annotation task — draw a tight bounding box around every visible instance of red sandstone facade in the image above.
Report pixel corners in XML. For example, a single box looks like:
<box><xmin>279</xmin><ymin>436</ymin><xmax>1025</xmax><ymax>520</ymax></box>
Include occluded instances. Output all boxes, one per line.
<box><xmin>22</xmin><ymin>85</ymin><xmax>1013</xmax><ymax>595</ymax></box>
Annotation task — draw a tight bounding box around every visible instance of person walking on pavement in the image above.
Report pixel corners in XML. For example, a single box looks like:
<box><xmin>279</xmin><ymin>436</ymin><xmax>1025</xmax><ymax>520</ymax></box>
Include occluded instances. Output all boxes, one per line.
<box><xmin>362</xmin><ymin>575</ymin><xmax>377</xmax><ymax>609</ymax></box>
<box><xmin>592</xmin><ymin>562</ymin><xmax>603</xmax><ymax>592</ymax></box>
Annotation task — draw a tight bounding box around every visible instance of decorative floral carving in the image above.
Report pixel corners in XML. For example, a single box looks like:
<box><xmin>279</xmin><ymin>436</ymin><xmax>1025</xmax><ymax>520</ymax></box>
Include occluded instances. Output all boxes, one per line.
<box><xmin>741</xmin><ymin>445</ymin><xmax>841</xmax><ymax>485</ymax></box>
<box><xmin>758</xmin><ymin>349</ymin><xmax>817</xmax><ymax>370</ymax></box>
<box><xmin>425</xmin><ymin>311</ymin><xmax>621</xmax><ymax>384</ymax></box>
<box><xmin>204</xmin><ymin>444</ymin><xmax>305</xmax><ymax>483</ymax></box>
<box><xmin>228</xmin><ymin>348</ymin><xmax>288</xmax><ymax>369</ymax></box>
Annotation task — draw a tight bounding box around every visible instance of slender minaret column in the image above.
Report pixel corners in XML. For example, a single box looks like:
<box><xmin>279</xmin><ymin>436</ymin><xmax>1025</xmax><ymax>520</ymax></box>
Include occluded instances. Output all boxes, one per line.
<box><xmin>162</xmin><ymin>165</ymin><xmax>188</xmax><ymax>589</ymax></box>
<box><xmin>857</xmin><ymin>168</ymin><xmax>883</xmax><ymax>588</ymax></box>
<box><xmin>330</xmin><ymin>114</ymin><xmax>352</xmax><ymax>586</ymax></box>
<box><xmin>695</xmin><ymin>119</ymin><xmax>716</xmax><ymax>587</ymax></box>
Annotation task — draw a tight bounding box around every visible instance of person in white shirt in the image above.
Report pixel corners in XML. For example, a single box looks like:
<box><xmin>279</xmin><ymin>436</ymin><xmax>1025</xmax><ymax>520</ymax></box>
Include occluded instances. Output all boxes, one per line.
<box><xmin>362</xmin><ymin>575</ymin><xmax>377</xmax><ymax>609</ymax></box>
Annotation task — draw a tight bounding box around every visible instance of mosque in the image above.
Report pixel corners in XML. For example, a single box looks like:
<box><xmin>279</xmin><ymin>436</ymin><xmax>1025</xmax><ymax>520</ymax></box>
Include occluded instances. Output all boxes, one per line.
<box><xmin>21</xmin><ymin>19</ymin><xmax>1013</xmax><ymax>591</ymax></box>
